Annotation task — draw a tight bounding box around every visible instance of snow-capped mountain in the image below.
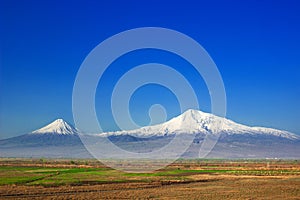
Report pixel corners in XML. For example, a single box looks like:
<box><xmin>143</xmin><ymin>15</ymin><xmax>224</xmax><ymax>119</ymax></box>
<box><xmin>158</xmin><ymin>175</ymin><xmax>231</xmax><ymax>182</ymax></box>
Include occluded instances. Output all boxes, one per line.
<box><xmin>31</xmin><ymin>119</ymin><xmax>80</xmax><ymax>135</ymax></box>
<box><xmin>0</xmin><ymin>111</ymin><xmax>299</xmax><ymax>159</ymax></box>
<box><xmin>101</xmin><ymin>109</ymin><xmax>299</xmax><ymax>140</ymax></box>
<box><xmin>0</xmin><ymin>119</ymin><xmax>90</xmax><ymax>158</ymax></box>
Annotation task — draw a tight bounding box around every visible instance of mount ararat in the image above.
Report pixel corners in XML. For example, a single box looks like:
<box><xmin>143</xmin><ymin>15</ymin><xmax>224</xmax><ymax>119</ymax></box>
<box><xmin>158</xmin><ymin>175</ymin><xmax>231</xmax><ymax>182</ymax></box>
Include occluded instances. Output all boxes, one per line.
<box><xmin>0</xmin><ymin>109</ymin><xmax>299</xmax><ymax>159</ymax></box>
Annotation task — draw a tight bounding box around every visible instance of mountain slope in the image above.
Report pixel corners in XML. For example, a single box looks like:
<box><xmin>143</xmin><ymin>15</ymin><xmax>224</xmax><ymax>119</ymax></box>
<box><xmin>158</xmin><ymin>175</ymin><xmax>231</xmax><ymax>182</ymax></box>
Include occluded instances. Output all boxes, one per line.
<box><xmin>101</xmin><ymin>109</ymin><xmax>299</xmax><ymax>140</ymax></box>
<box><xmin>0</xmin><ymin>119</ymin><xmax>82</xmax><ymax>147</ymax></box>
<box><xmin>0</xmin><ymin>119</ymin><xmax>92</xmax><ymax>158</ymax></box>
<box><xmin>31</xmin><ymin>119</ymin><xmax>80</xmax><ymax>135</ymax></box>
<box><xmin>0</xmin><ymin>112</ymin><xmax>299</xmax><ymax>159</ymax></box>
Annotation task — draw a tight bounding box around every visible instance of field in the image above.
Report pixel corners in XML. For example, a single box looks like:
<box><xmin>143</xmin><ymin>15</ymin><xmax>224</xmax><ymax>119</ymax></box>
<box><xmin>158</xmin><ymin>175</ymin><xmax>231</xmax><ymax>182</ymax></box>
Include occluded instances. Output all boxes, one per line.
<box><xmin>0</xmin><ymin>158</ymin><xmax>299</xmax><ymax>199</ymax></box>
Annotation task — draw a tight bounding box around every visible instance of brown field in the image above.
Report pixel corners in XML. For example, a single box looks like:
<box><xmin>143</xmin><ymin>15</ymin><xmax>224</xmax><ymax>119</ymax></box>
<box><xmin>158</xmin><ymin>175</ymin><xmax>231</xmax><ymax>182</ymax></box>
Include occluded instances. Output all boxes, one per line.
<box><xmin>0</xmin><ymin>158</ymin><xmax>299</xmax><ymax>199</ymax></box>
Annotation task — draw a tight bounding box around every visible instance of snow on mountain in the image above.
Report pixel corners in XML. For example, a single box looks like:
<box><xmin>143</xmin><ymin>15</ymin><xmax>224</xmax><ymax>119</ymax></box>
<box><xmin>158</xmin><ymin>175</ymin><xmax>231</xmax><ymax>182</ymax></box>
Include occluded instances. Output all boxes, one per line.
<box><xmin>101</xmin><ymin>109</ymin><xmax>299</xmax><ymax>140</ymax></box>
<box><xmin>1</xmin><ymin>112</ymin><xmax>299</xmax><ymax>159</ymax></box>
<box><xmin>28</xmin><ymin>110</ymin><xmax>299</xmax><ymax>140</ymax></box>
<box><xmin>31</xmin><ymin>119</ymin><xmax>79</xmax><ymax>135</ymax></box>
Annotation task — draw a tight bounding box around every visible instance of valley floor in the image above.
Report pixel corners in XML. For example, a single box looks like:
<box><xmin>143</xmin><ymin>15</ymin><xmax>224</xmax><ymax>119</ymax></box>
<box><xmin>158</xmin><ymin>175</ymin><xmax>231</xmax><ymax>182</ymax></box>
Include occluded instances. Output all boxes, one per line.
<box><xmin>0</xmin><ymin>158</ymin><xmax>299</xmax><ymax>199</ymax></box>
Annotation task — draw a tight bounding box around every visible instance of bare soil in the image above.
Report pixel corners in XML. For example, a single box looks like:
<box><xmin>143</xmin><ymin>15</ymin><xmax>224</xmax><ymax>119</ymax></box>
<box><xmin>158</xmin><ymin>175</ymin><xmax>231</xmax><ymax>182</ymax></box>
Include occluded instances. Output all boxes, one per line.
<box><xmin>0</xmin><ymin>158</ymin><xmax>299</xmax><ymax>199</ymax></box>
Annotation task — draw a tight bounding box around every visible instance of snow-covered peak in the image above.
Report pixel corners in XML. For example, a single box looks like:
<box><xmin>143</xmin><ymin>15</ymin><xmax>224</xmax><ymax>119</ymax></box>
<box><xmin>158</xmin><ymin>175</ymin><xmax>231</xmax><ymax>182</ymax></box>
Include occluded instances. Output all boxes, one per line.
<box><xmin>31</xmin><ymin>119</ymin><xmax>79</xmax><ymax>135</ymax></box>
<box><xmin>101</xmin><ymin>109</ymin><xmax>299</xmax><ymax>140</ymax></box>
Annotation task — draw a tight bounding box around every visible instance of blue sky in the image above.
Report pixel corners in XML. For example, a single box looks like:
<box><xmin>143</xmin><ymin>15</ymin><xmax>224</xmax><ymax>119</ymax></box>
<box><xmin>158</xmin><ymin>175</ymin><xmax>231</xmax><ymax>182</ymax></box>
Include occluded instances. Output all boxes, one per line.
<box><xmin>0</xmin><ymin>0</ymin><xmax>300</xmax><ymax>138</ymax></box>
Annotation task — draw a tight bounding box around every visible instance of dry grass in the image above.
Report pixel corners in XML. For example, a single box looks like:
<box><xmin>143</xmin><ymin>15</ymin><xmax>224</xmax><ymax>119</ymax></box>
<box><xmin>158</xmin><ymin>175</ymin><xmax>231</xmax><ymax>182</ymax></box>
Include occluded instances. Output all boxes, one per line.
<box><xmin>0</xmin><ymin>158</ymin><xmax>299</xmax><ymax>199</ymax></box>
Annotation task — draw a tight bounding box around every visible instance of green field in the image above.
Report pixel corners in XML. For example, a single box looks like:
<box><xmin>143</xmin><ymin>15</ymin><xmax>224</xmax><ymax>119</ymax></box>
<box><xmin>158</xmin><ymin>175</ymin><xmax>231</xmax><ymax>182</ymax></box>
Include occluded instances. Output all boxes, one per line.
<box><xmin>0</xmin><ymin>159</ymin><xmax>299</xmax><ymax>199</ymax></box>
<box><xmin>0</xmin><ymin>158</ymin><xmax>299</xmax><ymax>187</ymax></box>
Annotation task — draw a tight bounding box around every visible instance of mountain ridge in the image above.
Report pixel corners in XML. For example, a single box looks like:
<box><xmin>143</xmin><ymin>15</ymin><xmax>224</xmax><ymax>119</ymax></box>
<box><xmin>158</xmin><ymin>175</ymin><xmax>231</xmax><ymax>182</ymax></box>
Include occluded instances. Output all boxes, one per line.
<box><xmin>23</xmin><ymin>109</ymin><xmax>299</xmax><ymax>140</ymax></box>
<box><xmin>0</xmin><ymin>109</ymin><xmax>299</xmax><ymax>159</ymax></box>
<box><xmin>100</xmin><ymin>109</ymin><xmax>299</xmax><ymax>140</ymax></box>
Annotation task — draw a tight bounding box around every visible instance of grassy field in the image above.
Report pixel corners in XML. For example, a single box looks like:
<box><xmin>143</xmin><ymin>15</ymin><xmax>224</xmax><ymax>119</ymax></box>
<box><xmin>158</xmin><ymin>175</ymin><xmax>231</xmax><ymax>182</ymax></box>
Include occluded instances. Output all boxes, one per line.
<box><xmin>0</xmin><ymin>158</ymin><xmax>299</xmax><ymax>199</ymax></box>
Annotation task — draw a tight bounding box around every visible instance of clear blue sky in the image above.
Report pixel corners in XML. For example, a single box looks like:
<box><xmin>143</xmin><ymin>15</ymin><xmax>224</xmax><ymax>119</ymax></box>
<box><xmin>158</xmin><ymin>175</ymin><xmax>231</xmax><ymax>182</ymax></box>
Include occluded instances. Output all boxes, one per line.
<box><xmin>0</xmin><ymin>0</ymin><xmax>299</xmax><ymax>139</ymax></box>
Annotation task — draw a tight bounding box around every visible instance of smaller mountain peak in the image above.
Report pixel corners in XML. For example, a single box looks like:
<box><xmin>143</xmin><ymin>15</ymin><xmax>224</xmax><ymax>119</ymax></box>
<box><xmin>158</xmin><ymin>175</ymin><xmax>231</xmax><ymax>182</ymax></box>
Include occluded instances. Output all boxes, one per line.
<box><xmin>31</xmin><ymin>118</ymin><xmax>79</xmax><ymax>135</ymax></box>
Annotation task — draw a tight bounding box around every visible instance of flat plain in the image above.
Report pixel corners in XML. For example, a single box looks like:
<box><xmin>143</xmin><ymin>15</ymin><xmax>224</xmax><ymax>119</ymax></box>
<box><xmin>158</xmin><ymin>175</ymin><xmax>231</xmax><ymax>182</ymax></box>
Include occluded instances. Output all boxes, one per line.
<box><xmin>0</xmin><ymin>158</ymin><xmax>299</xmax><ymax>199</ymax></box>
